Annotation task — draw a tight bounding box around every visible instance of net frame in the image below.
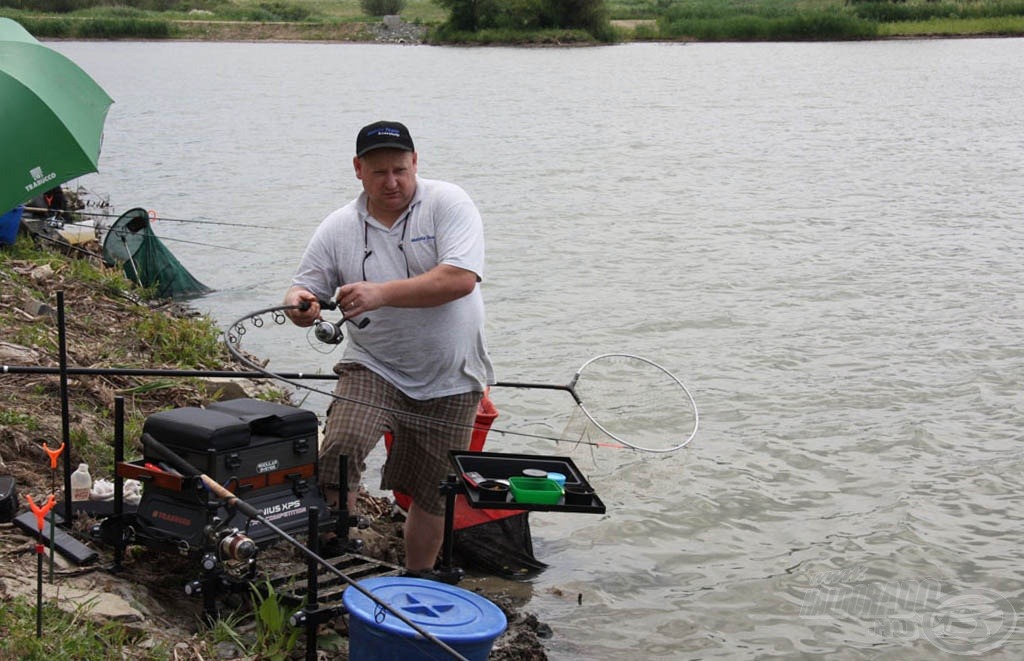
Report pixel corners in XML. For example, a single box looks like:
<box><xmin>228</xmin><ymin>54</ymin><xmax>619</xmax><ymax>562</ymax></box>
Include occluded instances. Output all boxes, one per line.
<box><xmin>568</xmin><ymin>353</ymin><xmax>699</xmax><ymax>453</ymax></box>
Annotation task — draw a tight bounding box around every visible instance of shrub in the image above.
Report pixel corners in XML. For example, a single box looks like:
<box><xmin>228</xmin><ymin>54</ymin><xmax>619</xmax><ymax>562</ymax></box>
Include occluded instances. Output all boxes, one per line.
<box><xmin>73</xmin><ymin>17</ymin><xmax>172</xmax><ymax>38</ymax></box>
<box><xmin>361</xmin><ymin>0</ymin><xmax>407</xmax><ymax>17</ymax></box>
<box><xmin>0</xmin><ymin>0</ymin><xmax>217</xmax><ymax>12</ymax></box>
<box><xmin>14</xmin><ymin>16</ymin><xmax>74</xmax><ymax>36</ymax></box>
<box><xmin>633</xmin><ymin>21</ymin><xmax>658</xmax><ymax>39</ymax></box>
<box><xmin>434</xmin><ymin>0</ymin><xmax>613</xmax><ymax>39</ymax></box>
<box><xmin>660</xmin><ymin>4</ymin><xmax>878</xmax><ymax>40</ymax></box>
<box><xmin>247</xmin><ymin>2</ymin><xmax>310</xmax><ymax>21</ymax></box>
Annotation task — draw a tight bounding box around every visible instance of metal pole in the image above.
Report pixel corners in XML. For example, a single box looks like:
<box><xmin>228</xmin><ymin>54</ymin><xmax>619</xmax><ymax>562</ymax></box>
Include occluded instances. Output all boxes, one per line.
<box><xmin>112</xmin><ymin>396</ymin><xmax>125</xmax><ymax>572</ymax></box>
<box><xmin>35</xmin><ymin>544</ymin><xmax>44</xmax><ymax>637</ymax></box>
<box><xmin>56</xmin><ymin>291</ymin><xmax>72</xmax><ymax>519</ymax></box>
<box><xmin>305</xmin><ymin>506</ymin><xmax>319</xmax><ymax>661</ymax></box>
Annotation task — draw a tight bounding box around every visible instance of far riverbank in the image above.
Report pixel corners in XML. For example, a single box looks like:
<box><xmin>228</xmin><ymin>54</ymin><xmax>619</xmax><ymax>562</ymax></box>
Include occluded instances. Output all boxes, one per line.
<box><xmin>6</xmin><ymin>0</ymin><xmax>1024</xmax><ymax>46</ymax></box>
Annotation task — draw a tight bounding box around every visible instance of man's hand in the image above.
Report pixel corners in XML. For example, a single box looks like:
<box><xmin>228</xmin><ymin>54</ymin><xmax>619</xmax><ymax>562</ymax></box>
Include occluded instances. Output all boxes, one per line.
<box><xmin>283</xmin><ymin>287</ymin><xmax>321</xmax><ymax>327</ymax></box>
<box><xmin>338</xmin><ymin>264</ymin><xmax>477</xmax><ymax>316</ymax></box>
<box><xmin>337</xmin><ymin>281</ymin><xmax>384</xmax><ymax>317</ymax></box>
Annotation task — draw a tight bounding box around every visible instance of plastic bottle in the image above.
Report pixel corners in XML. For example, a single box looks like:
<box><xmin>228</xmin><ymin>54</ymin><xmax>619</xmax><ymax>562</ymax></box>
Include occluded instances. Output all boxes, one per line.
<box><xmin>70</xmin><ymin>463</ymin><xmax>92</xmax><ymax>502</ymax></box>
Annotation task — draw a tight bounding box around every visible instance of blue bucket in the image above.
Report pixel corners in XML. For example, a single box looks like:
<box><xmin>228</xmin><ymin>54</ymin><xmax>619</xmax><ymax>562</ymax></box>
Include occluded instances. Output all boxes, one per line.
<box><xmin>343</xmin><ymin>576</ymin><xmax>507</xmax><ymax>661</ymax></box>
<box><xmin>0</xmin><ymin>207</ymin><xmax>23</xmax><ymax>246</ymax></box>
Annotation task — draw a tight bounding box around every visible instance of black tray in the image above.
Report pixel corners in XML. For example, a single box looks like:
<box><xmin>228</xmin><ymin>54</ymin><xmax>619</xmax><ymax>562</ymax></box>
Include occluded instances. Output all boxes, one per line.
<box><xmin>449</xmin><ymin>450</ymin><xmax>605</xmax><ymax>514</ymax></box>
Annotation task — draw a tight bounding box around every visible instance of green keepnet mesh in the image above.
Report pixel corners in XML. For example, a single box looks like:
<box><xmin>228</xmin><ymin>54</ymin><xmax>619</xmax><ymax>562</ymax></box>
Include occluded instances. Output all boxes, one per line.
<box><xmin>102</xmin><ymin>208</ymin><xmax>210</xmax><ymax>299</ymax></box>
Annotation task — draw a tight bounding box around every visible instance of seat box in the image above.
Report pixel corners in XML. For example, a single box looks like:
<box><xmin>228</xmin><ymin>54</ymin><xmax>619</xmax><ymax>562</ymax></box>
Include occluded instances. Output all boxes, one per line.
<box><xmin>207</xmin><ymin>398</ymin><xmax>318</xmax><ymax>438</ymax></box>
<box><xmin>131</xmin><ymin>475</ymin><xmax>332</xmax><ymax>553</ymax></box>
<box><xmin>142</xmin><ymin>401</ymin><xmax>319</xmax><ymax>485</ymax></box>
<box><xmin>142</xmin><ymin>407</ymin><xmax>249</xmax><ymax>451</ymax></box>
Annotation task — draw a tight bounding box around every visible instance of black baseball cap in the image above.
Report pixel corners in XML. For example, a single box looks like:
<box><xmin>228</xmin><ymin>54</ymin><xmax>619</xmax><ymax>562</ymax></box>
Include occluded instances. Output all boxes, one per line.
<box><xmin>356</xmin><ymin>121</ymin><xmax>415</xmax><ymax>157</ymax></box>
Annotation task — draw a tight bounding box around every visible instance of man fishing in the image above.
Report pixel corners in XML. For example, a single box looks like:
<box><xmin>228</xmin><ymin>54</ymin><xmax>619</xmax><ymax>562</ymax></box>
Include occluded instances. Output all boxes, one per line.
<box><xmin>283</xmin><ymin>120</ymin><xmax>494</xmax><ymax>577</ymax></box>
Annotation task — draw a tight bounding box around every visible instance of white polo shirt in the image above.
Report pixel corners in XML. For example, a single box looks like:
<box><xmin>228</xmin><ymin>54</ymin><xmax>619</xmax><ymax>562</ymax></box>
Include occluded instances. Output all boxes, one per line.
<box><xmin>292</xmin><ymin>177</ymin><xmax>494</xmax><ymax>399</ymax></box>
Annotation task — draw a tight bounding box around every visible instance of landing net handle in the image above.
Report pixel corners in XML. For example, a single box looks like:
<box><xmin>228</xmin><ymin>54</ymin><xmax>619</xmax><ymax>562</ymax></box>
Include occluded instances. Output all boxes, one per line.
<box><xmin>497</xmin><ymin>353</ymin><xmax>699</xmax><ymax>453</ymax></box>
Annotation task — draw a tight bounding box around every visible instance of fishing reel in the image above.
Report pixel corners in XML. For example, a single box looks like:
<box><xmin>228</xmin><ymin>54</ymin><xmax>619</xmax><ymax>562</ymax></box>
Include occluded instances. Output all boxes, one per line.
<box><xmin>302</xmin><ymin>298</ymin><xmax>370</xmax><ymax>345</ymax></box>
<box><xmin>314</xmin><ymin>318</ymin><xmax>346</xmax><ymax>344</ymax></box>
<box><xmin>216</xmin><ymin>528</ymin><xmax>257</xmax><ymax>563</ymax></box>
<box><xmin>195</xmin><ymin>524</ymin><xmax>258</xmax><ymax>582</ymax></box>
<box><xmin>203</xmin><ymin>514</ymin><xmax>257</xmax><ymax>564</ymax></box>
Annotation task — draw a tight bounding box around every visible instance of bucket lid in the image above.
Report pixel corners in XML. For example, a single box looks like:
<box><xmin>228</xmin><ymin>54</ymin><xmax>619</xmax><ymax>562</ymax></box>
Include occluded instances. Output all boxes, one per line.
<box><xmin>343</xmin><ymin>576</ymin><xmax>507</xmax><ymax>642</ymax></box>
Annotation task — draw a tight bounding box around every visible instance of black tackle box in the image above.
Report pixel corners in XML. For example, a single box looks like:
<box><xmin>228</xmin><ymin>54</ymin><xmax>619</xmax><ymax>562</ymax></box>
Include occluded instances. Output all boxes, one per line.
<box><xmin>142</xmin><ymin>398</ymin><xmax>319</xmax><ymax>484</ymax></box>
<box><xmin>0</xmin><ymin>475</ymin><xmax>17</xmax><ymax>524</ymax></box>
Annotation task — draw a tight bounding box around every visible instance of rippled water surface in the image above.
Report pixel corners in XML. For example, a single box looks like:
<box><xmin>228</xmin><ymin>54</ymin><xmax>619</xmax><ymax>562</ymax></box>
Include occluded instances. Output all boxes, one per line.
<box><xmin>58</xmin><ymin>38</ymin><xmax>1024</xmax><ymax>658</ymax></box>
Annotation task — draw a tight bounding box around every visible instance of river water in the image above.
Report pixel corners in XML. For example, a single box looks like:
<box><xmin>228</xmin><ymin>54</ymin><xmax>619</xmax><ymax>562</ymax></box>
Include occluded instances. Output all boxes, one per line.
<box><xmin>56</xmin><ymin>38</ymin><xmax>1024</xmax><ymax>658</ymax></box>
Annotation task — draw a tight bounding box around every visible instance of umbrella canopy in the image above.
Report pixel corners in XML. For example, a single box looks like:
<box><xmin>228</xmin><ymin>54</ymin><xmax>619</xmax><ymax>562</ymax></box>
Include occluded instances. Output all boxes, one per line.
<box><xmin>0</xmin><ymin>18</ymin><xmax>113</xmax><ymax>214</ymax></box>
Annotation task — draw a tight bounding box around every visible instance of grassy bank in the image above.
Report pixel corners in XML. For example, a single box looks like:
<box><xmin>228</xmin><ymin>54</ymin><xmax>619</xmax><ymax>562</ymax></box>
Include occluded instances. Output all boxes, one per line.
<box><xmin>0</xmin><ymin>234</ymin><xmax>280</xmax><ymax>657</ymax></box>
<box><xmin>2</xmin><ymin>0</ymin><xmax>1024</xmax><ymax>43</ymax></box>
<box><xmin>0</xmin><ymin>232</ymin><xmax>546</xmax><ymax>660</ymax></box>
<box><xmin>0</xmin><ymin>234</ymin><xmax>268</xmax><ymax>479</ymax></box>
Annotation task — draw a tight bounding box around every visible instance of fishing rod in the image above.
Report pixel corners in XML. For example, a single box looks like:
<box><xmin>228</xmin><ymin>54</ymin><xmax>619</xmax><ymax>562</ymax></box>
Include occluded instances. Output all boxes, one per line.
<box><xmin>102</xmin><ymin>221</ymin><xmax>263</xmax><ymax>255</ymax></box>
<box><xmin>2</xmin><ymin>302</ymin><xmax>699</xmax><ymax>452</ymax></box>
<box><xmin>225</xmin><ymin>302</ymin><xmax>699</xmax><ymax>453</ymax></box>
<box><xmin>22</xmin><ymin>206</ymin><xmax>279</xmax><ymax>230</ymax></box>
<box><xmin>0</xmin><ymin>365</ymin><xmax>337</xmax><ymax>380</ymax></box>
<box><xmin>27</xmin><ymin>206</ymin><xmax>262</xmax><ymax>255</ymax></box>
<box><xmin>140</xmin><ymin>433</ymin><xmax>470</xmax><ymax>661</ymax></box>
<box><xmin>221</xmin><ymin>302</ymin><xmax>635</xmax><ymax>450</ymax></box>
<box><xmin>134</xmin><ymin>233</ymin><xmax>262</xmax><ymax>255</ymax></box>
<box><xmin>0</xmin><ymin>362</ymin><xmax>626</xmax><ymax>449</ymax></box>
<box><xmin>27</xmin><ymin>228</ymin><xmax>105</xmax><ymax>260</ymax></box>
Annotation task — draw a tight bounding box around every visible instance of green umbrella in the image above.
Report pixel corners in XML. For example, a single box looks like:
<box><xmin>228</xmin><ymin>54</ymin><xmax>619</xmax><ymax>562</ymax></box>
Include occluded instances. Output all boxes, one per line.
<box><xmin>0</xmin><ymin>18</ymin><xmax>113</xmax><ymax>214</ymax></box>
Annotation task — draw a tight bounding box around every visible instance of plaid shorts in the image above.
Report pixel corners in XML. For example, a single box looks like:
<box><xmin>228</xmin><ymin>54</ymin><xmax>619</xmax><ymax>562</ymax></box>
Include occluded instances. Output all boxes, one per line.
<box><xmin>320</xmin><ymin>363</ymin><xmax>481</xmax><ymax>516</ymax></box>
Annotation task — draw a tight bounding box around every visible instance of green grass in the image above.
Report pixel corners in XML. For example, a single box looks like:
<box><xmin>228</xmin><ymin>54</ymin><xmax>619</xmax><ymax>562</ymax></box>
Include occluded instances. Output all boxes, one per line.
<box><xmin>197</xmin><ymin>0</ymin><xmax>447</xmax><ymax>22</ymax></box>
<box><xmin>0</xmin><ymin>584</ymin><xmax>302</xmax><ymax>659</ymax></box>
<box><xmin>0</xmin><ymin>0</ymin><xmax>447</xmax><ymax>24</ymax></box>
<box><xmin>653</xmin><ymin>0</ymin><xmax>1024</xmax><ymax>40</ymax></box>
<box><xmin>849</xmin><ymin>0</ymin><xmax>1024</xmax><ymax>22</ymax></box>
<box><xmin>878</xmin><ymin>14</ymin><xmax>1024</xmax><ymax>35</ymax></box>
<box><xmin>659</xmin><ymin>5</ymin><xmax>877</xmax><ymax>40</ymax></box>
<box><xmin>2</xmin><ymin>238</ymin><xmax>226</xmax><ymax>369</ymax></box>
<box><xmin>0</xmin><ymin>409</ymin><xmax>41</xmax><ymax>429</ymax></box>
<box><xmin>0</xmin><ymin>595</ymin><xmax>166</xmax><ymax>660</ymax></box>
<box><xmin>298</xmin><ymin>0</ymin><xmax>447</xmax><ymax>22</ymax></box>
<box><xmin>433</xmin><ymin>25</ymin><xmax>599</xmax><ymax>44</ymax></box>
<box><xmin>132</xmin><ymin>313</ymin><xmax>224</xmax><ymax>368</ymax></box>
<box><xmin>249</xmin><ymin>577</ymin><xmax>303</xmax><ymax>658</ymax></box>
<box><xmin>0</xmin><ymin>236</ymin><xmax>248</xmax><ymax>474</ymax></box>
